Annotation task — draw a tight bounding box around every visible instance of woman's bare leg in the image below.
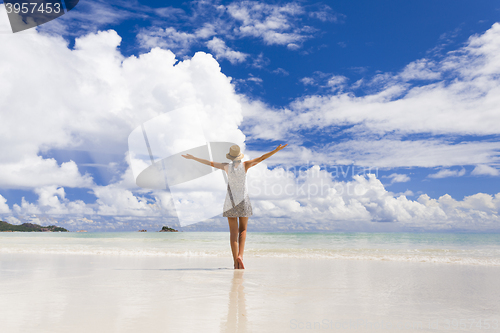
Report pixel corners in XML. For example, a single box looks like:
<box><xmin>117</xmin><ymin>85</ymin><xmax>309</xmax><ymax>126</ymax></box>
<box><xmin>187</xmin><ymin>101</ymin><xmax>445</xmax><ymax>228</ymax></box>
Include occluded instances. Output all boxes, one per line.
<box><xmin>237</xmin><ymin>217</ymin><xmax>248</xmax><ymax>269</ymax></box>
<box><xmin>228</xmin><ymin>217</ymin><xmax>239</xmax><ymax>269</ymax></box>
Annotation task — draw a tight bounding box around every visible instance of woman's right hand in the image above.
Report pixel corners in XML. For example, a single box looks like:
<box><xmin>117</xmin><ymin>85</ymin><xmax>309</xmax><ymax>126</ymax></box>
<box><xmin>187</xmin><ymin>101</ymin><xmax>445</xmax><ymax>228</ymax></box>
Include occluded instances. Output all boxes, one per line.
<box><xmin>182</xmin><ymin>154</ymin><xmax>194</xmax><ymax>159</ymax></box>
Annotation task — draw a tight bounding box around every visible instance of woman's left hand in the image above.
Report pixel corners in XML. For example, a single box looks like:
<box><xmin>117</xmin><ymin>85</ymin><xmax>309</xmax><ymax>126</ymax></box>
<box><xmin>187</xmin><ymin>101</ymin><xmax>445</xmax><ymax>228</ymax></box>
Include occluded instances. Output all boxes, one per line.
<box><xmin>182</xmin><ymin>154</ymin><xmax>194</xmax><ymax>159</ymax></box>
<box><xmin>275</xmin><ymin>144</ymin><xmax>288</xmax><ymax>152</ymax></box>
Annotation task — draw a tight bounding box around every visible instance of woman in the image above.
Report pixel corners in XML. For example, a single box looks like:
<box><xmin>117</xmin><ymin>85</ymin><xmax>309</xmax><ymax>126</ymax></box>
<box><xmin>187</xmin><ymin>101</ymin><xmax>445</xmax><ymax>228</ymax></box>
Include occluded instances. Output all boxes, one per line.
<box><xmin>182</xmin><ymin>143</ymin><xmax>287</xmax><ymax>269</ymax></box>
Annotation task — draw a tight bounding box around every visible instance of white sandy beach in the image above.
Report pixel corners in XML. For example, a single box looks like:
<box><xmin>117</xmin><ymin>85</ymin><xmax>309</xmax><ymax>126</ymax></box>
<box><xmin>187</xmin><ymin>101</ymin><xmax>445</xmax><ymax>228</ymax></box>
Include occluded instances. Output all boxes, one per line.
<box><xmin>1</xmin><ymin>252</ymin><xmax>499</xmax><ymax>333</ymax></box>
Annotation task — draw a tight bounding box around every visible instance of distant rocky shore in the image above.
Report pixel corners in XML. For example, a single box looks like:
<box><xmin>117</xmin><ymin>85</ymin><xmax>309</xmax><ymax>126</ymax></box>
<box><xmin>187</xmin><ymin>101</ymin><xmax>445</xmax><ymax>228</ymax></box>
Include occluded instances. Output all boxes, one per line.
<box><xmin>0</xmin><ymin>221</ymin><xmax>69</xmax><ymax>232</ymax></box>
<box><xmin>0</xmin><ymin>221</ymin><xmax>178</xmax><ymax>233</ymax></box>
<box><xmin>158</xmin><ymin>226</ymin><xmax>178</xmax><ymax>232</ymax></box>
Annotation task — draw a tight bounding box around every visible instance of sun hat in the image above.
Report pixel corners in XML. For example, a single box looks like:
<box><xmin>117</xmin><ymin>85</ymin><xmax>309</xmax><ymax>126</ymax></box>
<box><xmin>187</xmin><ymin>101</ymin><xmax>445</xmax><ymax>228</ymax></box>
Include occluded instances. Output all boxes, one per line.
<box><xmin>226</xmin><ymin>145</ymin><xmax>244</xmax><ymax>161</ymax></box>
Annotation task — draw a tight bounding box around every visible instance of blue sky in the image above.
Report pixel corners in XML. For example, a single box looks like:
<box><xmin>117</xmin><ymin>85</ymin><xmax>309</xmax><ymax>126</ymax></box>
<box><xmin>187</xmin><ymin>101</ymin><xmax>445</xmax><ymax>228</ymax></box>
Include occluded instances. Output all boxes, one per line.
<box><xmin>1</xmin><ymin>0</ymin><xmax>500</xmax><ymax>232</ymax></box>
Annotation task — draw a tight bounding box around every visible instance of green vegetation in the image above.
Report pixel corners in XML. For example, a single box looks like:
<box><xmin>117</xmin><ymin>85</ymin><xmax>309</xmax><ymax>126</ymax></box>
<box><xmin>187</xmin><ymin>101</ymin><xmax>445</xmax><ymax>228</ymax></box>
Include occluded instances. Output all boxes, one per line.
<box><xmin>0</xmin><ymin>221</ymin><xmax>69</xmax><ymax>232</ymax></box>
<box><xmin>159</xmin><ymin>226</ymin><xmax>178</xmax><ymax>232</ymax></box>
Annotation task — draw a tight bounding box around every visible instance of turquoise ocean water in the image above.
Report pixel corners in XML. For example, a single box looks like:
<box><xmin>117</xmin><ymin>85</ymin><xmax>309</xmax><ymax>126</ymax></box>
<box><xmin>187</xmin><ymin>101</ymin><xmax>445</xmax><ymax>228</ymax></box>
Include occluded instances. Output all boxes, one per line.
<box><xmin>1</xmin><ymin>232</ymin><xmax>500</xmax><ymax>266</ymax></box>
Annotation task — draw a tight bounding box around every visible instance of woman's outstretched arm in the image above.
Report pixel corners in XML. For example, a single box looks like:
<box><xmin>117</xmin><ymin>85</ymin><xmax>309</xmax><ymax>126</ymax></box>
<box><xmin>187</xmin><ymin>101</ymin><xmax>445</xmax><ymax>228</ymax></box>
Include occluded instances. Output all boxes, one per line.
<box><xmin>244</xmin><ymin>144</ymin><xmax>287</xmax><ymax>172</ymax></box>
<box><xmin>181</xmin><ymin>154</ymin><xmax>226</xmax><ymax>170</ymax></box>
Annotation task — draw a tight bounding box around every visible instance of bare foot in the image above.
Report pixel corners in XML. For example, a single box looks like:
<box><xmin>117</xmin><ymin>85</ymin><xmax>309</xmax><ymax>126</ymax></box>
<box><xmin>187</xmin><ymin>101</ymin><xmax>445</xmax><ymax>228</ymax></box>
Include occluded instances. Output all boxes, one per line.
<box><xmin>237</xmin><ymin>256</ymin><xmax>245</xmax><ymax>269</ymax></box>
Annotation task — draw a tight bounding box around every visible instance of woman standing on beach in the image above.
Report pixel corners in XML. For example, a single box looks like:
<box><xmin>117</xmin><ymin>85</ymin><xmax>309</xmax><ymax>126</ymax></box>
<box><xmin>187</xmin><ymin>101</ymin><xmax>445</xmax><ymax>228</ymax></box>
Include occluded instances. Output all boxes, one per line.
<box><xmin>182</xmin><ymin>143</ymin><xmax>287</xmax><ymax>269</ymax></box>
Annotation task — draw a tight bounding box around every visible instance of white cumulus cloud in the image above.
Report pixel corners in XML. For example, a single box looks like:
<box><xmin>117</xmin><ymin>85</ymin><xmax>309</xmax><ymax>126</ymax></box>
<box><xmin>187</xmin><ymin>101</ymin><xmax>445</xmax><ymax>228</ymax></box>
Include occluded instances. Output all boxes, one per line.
<box><xmin>384</xmin><ymin>173</ymin><xmax>411</xmax><ymax>184</ymax></box>
<box><xmin>206</xmin><ymin>37</ymin><xmax>248</xmax><ymax>64</ymax></box>
<box><xmin>428</xmin><ymin>168</ymin><xmax>466</xmax><ymax>179</ymax></box>
<box><xmin>471</xmin><ymin>164</ymin><xmax>500</xmax><ymax>176</ymax></box>
<box><xmin>0</xmin><ymin>195</ymin><xmax>10</xmax><ymax>214</ymax></box>
<box><xmin>0</xmin><ymin>11</ymin><xmax>248</xmax><ymax>228</ymax></box>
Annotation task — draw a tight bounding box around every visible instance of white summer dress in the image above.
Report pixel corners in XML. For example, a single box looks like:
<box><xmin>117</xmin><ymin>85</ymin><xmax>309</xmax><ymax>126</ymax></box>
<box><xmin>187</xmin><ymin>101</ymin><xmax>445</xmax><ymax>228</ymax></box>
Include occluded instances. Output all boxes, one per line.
<box><xmin>222</xmin><ymin>161</ymin><xmax>253</xmax><ymax>217</ymax></box>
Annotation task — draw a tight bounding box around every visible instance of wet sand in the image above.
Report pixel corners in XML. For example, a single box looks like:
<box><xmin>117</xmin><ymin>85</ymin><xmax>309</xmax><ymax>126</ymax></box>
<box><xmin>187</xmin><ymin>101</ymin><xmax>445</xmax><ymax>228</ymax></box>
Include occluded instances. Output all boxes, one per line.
<box><xmin>1</xmin><ymin>254</ymin><xmax>499</xmax><ymax>333</ymax></box>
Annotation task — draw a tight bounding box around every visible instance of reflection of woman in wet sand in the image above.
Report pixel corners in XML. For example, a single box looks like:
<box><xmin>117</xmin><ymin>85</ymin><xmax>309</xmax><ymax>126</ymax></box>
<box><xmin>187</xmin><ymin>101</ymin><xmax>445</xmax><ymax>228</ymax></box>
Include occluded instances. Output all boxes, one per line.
<box><xmin>182</xmin><ymin>144</ymin><xmax>287</xmax><ymax>269</ymax></box>
<box><xmin>223</xmin><ymin>270</ymin><xmax>246</xmax><ymax>332</ymax></box>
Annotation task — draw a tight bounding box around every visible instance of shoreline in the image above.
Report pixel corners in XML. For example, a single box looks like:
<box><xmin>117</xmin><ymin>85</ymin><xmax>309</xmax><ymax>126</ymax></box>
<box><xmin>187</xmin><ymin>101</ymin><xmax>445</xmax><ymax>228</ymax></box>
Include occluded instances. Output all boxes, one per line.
<box><xmin>2</xmin><ymin>232</ymin><xmax>500</xmax><ymax>267</ymax></box>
